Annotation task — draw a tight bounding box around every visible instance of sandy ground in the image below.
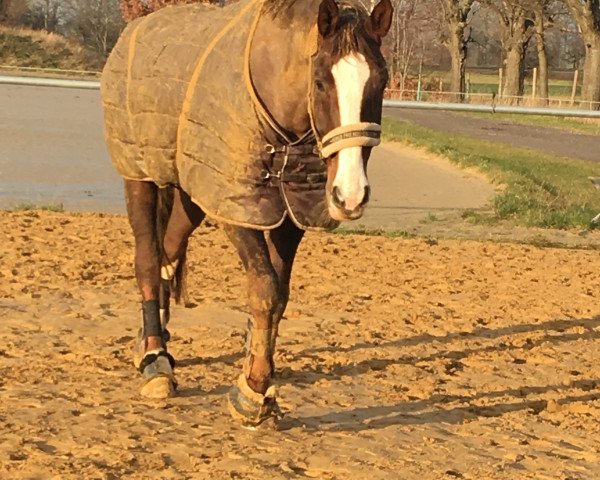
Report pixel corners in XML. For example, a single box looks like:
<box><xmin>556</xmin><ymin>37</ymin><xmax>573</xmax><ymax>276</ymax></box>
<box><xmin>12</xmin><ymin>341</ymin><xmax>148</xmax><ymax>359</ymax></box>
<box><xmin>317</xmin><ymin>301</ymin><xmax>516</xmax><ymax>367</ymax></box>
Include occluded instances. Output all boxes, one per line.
<box><xmin>2</xmin><ymin>209</ymin><xmax>600</xmax><ymax>479</ymax></box>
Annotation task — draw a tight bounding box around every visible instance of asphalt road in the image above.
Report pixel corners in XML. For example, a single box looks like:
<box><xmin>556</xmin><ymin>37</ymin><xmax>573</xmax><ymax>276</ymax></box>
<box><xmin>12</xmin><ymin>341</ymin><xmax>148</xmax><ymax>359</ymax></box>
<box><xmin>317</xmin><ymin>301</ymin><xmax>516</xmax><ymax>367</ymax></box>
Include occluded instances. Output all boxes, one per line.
<box><xmin>0</xmin><ymin>84</ymin><xmax>123</xmax><ymax>212</ymax></box>
<box><xmin>384</xmin><ymin>107</ymin><xmax>600</xmax><ymax>164</ymax></box>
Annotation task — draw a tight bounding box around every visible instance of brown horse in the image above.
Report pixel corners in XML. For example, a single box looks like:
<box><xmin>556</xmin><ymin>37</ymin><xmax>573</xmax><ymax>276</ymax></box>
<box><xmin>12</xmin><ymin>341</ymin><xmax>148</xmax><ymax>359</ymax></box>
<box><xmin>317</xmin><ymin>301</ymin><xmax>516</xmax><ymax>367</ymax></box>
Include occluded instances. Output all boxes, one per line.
<box><xmin>101</xmin><ymin>0</ymin><xmax>392</xmax><ymax>427</ymax></box>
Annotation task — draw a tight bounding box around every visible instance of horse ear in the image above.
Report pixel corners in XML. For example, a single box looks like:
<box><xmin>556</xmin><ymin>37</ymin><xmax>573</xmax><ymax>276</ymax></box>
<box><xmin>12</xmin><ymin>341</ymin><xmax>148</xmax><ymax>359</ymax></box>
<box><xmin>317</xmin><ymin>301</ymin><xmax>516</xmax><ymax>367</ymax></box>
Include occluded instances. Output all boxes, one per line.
<box><xmin>318</xmin><ymin>0</ymin><xmax>339</xmax><ymax>38</ymax></box>
<box><xmin>369</xmin><ymin>0</ymin><xmax>393</xmax><ymax>41</ymax></box>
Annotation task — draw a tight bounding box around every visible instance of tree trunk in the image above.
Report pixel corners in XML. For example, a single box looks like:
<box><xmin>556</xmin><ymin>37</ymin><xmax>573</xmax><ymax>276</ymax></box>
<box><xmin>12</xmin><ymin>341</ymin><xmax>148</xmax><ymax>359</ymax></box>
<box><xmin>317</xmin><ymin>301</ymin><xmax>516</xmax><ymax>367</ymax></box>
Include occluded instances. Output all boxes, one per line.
<box><xmin>0</xmin><ymin>0</ymin><xmax>9</xmax><ymax>22</ymax></box>
<box><xmin>503</xmin><ymin>43</ymin><xmax>525</xmax><ymax>101</ymax></box>
<box><xmin>533</xmin><ymin>5</ymin><xmax>548</xmax><ymax>105</ymax></box>
<box><xmin>562</xmin><ymin>0</ymin><xmax>600</xmax><ymax>108</ymax></box>
<box><xmin>582</xmin><ymin>34</ymin><xmax>600</xmax><ymax>108</ymax></box>
<box><xmin>448</xmin><ymin>26</ymin><xmax>466</xmax><ymax>101</ymax></box>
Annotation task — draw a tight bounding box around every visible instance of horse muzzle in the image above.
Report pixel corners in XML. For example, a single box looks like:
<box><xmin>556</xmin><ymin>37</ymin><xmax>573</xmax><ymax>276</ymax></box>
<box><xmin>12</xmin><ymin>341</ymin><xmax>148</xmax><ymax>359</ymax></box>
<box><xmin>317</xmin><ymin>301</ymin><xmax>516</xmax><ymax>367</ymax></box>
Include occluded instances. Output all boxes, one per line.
<box><xmin>318</xmin><ymin>122</ymin><xmax>380</xmax><ymax>221</ymax></box>
<box><xmin>328</xmin><ymin>184</ymin><xmax>370</xmax><ymax>220</ymax></box>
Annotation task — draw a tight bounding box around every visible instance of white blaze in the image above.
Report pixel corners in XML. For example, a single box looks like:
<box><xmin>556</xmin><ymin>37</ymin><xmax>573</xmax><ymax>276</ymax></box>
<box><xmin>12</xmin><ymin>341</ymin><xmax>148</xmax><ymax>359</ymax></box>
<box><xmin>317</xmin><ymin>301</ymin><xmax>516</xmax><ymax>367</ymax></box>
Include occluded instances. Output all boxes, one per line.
<box><xmin>331</xmin><ymin>53</ymin><xmax>370</xmax><ymax>211</ymax></box>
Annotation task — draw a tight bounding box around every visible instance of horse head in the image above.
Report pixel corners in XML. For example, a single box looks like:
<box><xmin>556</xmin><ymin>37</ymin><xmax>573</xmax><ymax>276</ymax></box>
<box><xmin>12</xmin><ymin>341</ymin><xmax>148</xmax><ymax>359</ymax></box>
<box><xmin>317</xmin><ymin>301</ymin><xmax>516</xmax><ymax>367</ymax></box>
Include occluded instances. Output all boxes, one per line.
<box><xmin>310</xmin><ymin>0</ymin><xmax>392</xmax><ymax>221</ymax></box>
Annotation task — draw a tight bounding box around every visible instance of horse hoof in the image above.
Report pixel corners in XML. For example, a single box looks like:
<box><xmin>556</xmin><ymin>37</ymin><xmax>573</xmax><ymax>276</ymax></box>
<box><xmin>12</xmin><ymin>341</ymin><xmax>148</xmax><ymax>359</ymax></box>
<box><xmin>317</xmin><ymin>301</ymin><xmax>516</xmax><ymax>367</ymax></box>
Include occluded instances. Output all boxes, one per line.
<box><xmin>138</xmin><ymin>350</ymin><xmax>177</xmax><ymax>399</ymax></box>
<box><xmin>140</xmin><ymin>375</ymin><xmax>176</xmax><ymax>399</ymax></box>
<box><xmin>227</xmin><ymin>374</ymin><xmax>281</xmax><ymax>429</ymax></box>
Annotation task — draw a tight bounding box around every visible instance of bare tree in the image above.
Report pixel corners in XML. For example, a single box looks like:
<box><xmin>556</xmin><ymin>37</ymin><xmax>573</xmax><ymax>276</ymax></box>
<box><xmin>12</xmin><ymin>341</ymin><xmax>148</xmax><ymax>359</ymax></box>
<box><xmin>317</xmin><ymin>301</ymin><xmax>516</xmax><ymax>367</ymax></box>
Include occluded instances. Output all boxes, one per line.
<box><xmin>484</xmin><ymin>0</ymin><xmax>535</xmax><ymax>101</ymax></box>
<box><xmin>563</xmin><ymin>0</ymin><xmax>600</xmax><ymax>106</ymax></box>
<box><xmin>387</xmin><ymin>0</ymin><xmax>417</xmax><ymax>92</ymax></box>
<box><xmin>0</xmin><ymin>0</ymin><xmax>10</xmax><ymax>22</ymax></box>
<box><xmin>65</xmin><ymin>0</ymin><xmax>124</xmax><ymax>58</ymax></box>
<box><xmin>22</xmin><ymin>0</ymin><xmax>63</xmax><ymax>32</ymax></box>
<box><xmin>384</xmin><ymin>0</ymin><xmax>445</xmax><ymax>97</ymax></box>
<box><xmin>438</xmin><ymin>0</ymin><xmax>478</xmax><ymax>101</ymax></box>
<box><xmin>532</xmin><ymin>1</ymin><xmax>551</xmax><ymax>103</ymax></box>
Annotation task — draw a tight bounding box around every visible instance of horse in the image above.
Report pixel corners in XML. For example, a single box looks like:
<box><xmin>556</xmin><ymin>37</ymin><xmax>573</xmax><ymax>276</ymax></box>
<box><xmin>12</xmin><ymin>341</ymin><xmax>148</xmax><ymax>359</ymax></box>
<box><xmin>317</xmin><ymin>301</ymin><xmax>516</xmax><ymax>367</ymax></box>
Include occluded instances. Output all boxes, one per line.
<box><xmin>101</xmin><ymin>0</ymin><xmax>392</xmax><ymax>427</ymax></box>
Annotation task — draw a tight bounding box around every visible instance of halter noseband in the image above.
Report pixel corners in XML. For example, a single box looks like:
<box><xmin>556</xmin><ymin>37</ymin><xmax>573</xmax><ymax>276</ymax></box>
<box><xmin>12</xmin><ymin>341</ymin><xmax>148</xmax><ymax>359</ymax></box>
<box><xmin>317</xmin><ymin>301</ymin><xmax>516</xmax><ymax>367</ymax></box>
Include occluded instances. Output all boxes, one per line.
<box><xmin>318</xmin><ymin>122</ymin><xmax>381</xmax><ymax>159</ymax></box>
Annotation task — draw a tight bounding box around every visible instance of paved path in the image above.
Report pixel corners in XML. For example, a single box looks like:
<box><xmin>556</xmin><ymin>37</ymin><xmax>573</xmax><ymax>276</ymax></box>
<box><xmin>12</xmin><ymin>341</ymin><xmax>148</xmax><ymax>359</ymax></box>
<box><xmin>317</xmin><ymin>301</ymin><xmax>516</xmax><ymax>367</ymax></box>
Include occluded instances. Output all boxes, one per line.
<box><xmin>357</xmin><ymin>143</ymin><xmax>494</xmax><ymax>229</ymax></box>
<box><xmin>0</xmin><ymin>84</ymin><xmax>122</xmax><ymax>212</ymax></box>
<box><xmin>0</xmin><ymin>84</ymin><xmax>494</xmax><ymax>226</ymax></box>
<box><xmin>384</xmin><ymin>107</ymin><xmax>600</xmax><ymax>164</ymax></box>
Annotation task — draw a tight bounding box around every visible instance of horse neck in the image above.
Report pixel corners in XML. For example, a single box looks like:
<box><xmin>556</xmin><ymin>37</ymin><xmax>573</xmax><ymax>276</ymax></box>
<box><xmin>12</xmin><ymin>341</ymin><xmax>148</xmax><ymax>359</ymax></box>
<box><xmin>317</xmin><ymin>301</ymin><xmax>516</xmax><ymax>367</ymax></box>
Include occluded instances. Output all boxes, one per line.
<box><xmin>250</xmin><ymin>2</ymin><xmax>319</xmax><ymax>140</ymax></box>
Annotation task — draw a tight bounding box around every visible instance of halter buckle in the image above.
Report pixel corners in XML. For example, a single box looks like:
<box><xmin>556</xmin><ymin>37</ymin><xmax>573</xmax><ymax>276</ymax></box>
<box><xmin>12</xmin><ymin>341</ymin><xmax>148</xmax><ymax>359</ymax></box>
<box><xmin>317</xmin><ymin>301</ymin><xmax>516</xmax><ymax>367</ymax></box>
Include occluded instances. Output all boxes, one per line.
<box><xmin>265</xmin><ymin>144</ymin><xmax>286</xmax><ymax>155</ymax></box>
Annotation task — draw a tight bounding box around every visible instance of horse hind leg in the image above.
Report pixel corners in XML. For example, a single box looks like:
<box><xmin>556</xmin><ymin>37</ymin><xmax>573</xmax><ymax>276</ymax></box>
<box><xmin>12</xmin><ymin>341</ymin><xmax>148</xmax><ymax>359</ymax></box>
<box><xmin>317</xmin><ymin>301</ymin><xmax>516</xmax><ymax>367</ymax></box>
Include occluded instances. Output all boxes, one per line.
<box><xmin>159</xmin><ymin>187</ymin><xmax>205</xmax><ymax>318</ymax></box>
<box><xmin>124</xmin><ymin>179</ymin><xmax>176</xmax><ymax>399</ymax></box>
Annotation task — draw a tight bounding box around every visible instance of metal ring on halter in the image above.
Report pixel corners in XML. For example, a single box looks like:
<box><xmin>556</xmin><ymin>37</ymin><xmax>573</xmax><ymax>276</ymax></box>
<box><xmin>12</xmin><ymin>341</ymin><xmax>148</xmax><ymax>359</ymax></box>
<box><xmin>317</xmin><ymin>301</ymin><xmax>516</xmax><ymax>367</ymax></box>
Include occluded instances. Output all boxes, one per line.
<box><xmin>318</xmin><ymin>122</ymin><xmax>382</xmax><ymax>159</ymax></box>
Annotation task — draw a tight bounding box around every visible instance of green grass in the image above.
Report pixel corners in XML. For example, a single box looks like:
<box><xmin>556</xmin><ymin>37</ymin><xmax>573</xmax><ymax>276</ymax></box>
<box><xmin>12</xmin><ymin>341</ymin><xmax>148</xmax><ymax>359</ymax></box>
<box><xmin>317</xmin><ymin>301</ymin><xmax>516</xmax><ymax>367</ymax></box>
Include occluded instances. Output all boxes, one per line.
<box><xmin>382</xmin><ymin>118</ymin><xmax>600</xmax><ymax>229</ymax></box>
<box><xmin>13</xmin><ymin>201</ymin><xmax>64</xmax><ymax>212</ymax></box>
<box><xmin>417</xmin><ymin>72</ymin><xmax>580</xmax><ymax>99</ymax></box>
<box><xmin>464</xmin><ymin>82</ymin><xmax>577</xmax><ymax>98</ymax></box>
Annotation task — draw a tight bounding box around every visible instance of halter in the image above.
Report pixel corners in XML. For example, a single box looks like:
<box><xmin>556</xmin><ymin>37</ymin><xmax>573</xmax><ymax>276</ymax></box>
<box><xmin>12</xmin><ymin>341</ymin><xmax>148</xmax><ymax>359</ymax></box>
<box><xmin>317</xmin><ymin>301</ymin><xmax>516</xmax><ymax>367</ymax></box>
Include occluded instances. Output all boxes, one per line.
<box><xmin>307</xmin><ymin>43</ymin><xmax>381</xmax><ymax>160</ymax></box>
<box><xmin>319</xmin><ymin>122</ymin><xmax>381</xmax><ymax>158</ymax></box>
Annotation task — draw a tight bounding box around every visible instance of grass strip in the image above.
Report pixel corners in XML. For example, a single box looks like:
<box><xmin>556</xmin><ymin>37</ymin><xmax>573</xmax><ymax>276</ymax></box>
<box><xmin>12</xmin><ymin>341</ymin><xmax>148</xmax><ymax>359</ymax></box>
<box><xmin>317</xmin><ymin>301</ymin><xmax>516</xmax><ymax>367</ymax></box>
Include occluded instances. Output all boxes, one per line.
<box><xmin>382</xmin><ymin>118</ymin><xmax>600</xmax><ymax>229</ymax></box>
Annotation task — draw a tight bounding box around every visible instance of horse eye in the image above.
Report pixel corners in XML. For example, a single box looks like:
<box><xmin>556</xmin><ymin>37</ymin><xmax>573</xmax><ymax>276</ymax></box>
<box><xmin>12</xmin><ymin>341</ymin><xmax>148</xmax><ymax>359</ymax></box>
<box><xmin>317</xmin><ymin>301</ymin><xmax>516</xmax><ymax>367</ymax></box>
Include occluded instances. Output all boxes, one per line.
<box><xmin>314</xmin><ymin>80</ymin><xmax>325</xmax><ymax>92</ymax></box>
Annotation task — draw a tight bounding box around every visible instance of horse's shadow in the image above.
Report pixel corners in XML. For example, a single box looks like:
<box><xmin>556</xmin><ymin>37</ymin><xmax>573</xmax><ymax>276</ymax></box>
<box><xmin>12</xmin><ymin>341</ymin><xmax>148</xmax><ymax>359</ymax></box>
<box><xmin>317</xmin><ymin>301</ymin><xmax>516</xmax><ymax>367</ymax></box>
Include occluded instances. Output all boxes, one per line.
<box><xmin>176</xmin><ymin>352</ymin><xmax>243</xmax><ymax>368</ymax></box>
<box><xmin>283</xmin><ymin>316</ymin><xmax>600</xmax><ymax>387</ymax></box>
<box><xmin>174</xmin><ymin>352</ymin><xmax>242</xmax><ymax>398</ymax></box>
<box><xmin>285</xmin><ymin>380</ymin><xmax>600</xmax><ymax>432</ymax></box>
<box><xmin>280</xmin><ymin>315</ymin><xmax>600</xmax><ymax>431</ymax></box>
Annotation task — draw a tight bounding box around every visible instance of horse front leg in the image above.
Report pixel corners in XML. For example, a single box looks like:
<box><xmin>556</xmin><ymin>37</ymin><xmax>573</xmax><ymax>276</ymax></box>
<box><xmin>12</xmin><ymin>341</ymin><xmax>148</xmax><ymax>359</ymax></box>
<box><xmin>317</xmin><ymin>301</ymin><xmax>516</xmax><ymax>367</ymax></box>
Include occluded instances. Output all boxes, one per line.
<box><xmin>224</xmin><ymin>225</ymin><xmax>281</xmax><ymax>427</ymax></box>
<box><xmin>225</xmin><ymin>218</ymin><xmax>304</xmax><ymax>427</ymax></box>
<box><xmin>266</xmin><ymin>217</ymin><xmax>305</xmax><ymax>351</ymax></box>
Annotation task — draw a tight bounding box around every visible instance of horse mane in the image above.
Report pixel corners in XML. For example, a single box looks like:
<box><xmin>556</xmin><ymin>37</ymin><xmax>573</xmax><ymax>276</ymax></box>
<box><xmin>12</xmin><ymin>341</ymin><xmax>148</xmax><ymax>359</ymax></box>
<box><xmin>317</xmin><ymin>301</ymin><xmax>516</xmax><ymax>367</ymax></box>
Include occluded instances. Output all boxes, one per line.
<box><xmin>262</xmin><ymin>0</ymin><xmax>369</xmax><ymax>57</ymax></box>
<box><xmin>332</xmin><ymin>3</ymin><xmax>367</xmax><ymax>56</ymax></box>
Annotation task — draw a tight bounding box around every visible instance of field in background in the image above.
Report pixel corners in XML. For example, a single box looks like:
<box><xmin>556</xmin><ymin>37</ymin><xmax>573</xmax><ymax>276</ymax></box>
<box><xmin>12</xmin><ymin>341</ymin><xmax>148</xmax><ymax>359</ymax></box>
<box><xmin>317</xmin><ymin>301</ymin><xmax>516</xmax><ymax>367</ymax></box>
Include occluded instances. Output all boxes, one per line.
<box><xmin>390</xmin><ymin>71</ymin><xmax>591</xmax><ymax>108</ymax></box>
<box><xmin>455</xmin><ymin>112</ymin><xmax>600</xmax><ymax>136</ymax></box>
<box><xmin>0</xmin><ymin>26</ymin><xmax>101</xmax><ymax>74</ymax></box>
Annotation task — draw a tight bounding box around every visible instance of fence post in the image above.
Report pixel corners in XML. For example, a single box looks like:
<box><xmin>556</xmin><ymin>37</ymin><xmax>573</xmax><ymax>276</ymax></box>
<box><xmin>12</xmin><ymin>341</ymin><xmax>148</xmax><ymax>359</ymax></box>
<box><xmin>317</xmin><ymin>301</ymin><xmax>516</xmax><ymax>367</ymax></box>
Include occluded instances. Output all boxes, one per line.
<box><xmin>498</xmin><ymin>68</ymin><xmax>504</xmax><ymax>99</ymax></box>
<box><xmin>570</xmin><ymin>69</ymin><xmax>579</xmax><ymax>107</ymax></box>
<box><xmin>531</xmin><ymin>67</ymin><xmax>537</xmax><ymax>102</ymax></box>
<box><xmin>466</xmin><ymin>73</ymin><xmax>471</xmax><ymax>102</ymax></box>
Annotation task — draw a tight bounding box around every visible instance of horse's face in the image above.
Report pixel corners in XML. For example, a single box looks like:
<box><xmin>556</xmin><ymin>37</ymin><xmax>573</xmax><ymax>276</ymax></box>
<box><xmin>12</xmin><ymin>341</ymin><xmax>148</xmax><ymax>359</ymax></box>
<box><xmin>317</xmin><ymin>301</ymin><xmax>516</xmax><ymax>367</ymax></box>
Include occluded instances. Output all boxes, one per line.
<box><xmin>311</xmin><ymin>0</ymin><xmax>392</xmax><ymax>221</ymax></box>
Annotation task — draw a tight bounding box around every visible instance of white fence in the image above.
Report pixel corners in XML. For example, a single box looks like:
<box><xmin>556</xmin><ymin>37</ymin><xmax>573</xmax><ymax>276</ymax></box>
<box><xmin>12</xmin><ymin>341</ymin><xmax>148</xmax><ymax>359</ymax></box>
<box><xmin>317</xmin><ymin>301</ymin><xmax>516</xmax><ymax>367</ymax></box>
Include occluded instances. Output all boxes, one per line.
<box><xmin>2</xmin><ymin>74</ymin><xmax>600</xmax><ymax>119</ymax></box>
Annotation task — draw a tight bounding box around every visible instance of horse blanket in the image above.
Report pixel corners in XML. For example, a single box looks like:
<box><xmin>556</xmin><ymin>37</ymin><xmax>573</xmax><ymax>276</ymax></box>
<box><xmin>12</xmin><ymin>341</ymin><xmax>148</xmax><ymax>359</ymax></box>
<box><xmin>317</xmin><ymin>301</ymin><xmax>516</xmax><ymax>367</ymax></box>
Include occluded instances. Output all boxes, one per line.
<box><xmin>101</xmin><ymin>0</ymin><xmax>338</xmax><ymax>230</ymax></box>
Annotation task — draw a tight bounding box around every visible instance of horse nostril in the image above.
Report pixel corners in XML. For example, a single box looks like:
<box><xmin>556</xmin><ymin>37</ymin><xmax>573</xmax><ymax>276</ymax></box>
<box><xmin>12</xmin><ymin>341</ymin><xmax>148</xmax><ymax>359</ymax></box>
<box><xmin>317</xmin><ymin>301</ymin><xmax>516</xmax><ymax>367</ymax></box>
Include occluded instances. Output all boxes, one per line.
<box><xmin>360</xmin><ymin>186</ymin><xmax>371</xmax><ymax>207</ymax></box>
<box><xmin>331</xmin><ymin>186</ymin><xmax>345</xmax><ymax>209</ymax></box>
